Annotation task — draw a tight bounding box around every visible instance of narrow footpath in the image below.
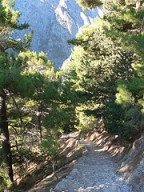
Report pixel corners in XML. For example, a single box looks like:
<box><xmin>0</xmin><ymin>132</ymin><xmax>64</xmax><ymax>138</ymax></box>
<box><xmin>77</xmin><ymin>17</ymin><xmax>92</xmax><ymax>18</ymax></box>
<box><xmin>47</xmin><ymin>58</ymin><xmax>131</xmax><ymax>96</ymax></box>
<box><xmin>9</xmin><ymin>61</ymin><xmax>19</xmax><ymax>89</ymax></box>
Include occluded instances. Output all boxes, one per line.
<box><xmin>51</xmin><ymin>142</ymin><xmax>131</xmax><ymax>192</ymax></box>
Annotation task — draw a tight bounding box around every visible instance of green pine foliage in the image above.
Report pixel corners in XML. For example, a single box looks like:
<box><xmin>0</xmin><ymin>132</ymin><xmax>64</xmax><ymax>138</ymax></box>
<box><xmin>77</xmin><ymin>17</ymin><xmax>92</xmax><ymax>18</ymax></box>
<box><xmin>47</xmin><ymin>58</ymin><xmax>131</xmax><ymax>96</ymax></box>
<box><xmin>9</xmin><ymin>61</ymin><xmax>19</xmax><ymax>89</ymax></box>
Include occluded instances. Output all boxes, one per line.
<box><xmin>0</xmin><ymin>0</ymin><xmax>62</xmax><ymax>189</ymax></box>
<box><xmin>66</xmin><ymin>0</ymin><xmax>144</xmax><ymax>140</ymax></box>
<box><xmin>0</xmin><ymin>0</ymin><xmax>144</xmax><ymax>190</ymax></box>
<box><xmin>66</xmin><ymin>19</ymin><xmax>134</xmax><ymax>136</ymax></box>
<box><xmin>77</xmin><ymin>0</ymin><xmax>102</xmax><ymax>9</ymax></box>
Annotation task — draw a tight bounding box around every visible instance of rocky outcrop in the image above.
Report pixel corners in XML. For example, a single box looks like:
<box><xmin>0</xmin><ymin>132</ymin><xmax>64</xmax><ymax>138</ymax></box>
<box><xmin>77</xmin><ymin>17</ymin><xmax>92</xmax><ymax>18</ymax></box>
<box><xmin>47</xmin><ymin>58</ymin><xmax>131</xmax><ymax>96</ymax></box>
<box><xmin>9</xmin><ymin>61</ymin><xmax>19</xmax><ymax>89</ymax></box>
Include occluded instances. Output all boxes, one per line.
<box><xmin>118</xmin><ymin>135</ymin><xmax>144</xmax><ymax>192</ymax></box>
<box><xmin>90</xmin><ymin>131</ymin><xmax>144</xmax><ymax>192</ymax></box>
<box><xmin>14</xmin><ymin>0</ymin><xmax>98</xmax><ymax>67</ymax></box>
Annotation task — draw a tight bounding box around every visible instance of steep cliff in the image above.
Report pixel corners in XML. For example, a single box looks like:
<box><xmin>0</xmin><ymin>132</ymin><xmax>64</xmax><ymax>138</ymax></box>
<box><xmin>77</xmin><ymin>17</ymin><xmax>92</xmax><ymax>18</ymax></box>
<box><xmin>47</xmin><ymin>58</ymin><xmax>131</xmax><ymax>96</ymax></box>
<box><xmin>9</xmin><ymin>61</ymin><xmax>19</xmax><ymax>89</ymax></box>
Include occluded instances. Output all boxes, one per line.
<box><xmin>14</xmin><ymin>0</ymin><xmax>98</xmax><ymax>67</ymax></box>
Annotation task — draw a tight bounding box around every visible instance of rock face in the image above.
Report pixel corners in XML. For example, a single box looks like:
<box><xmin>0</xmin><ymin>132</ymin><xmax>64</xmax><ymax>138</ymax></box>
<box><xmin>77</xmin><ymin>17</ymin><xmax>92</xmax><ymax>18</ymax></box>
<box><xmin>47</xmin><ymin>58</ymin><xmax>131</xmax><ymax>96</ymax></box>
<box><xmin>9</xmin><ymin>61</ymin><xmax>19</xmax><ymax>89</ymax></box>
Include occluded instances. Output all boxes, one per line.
<box><xmin>14</xmin><ymin>0</ymin><xmax>98</xmax><ymax>67</ymax></box>
<box><xmin>118</xmin><ymin>134</ymin><xmax>144</xmax><ymax>192</ymax></box>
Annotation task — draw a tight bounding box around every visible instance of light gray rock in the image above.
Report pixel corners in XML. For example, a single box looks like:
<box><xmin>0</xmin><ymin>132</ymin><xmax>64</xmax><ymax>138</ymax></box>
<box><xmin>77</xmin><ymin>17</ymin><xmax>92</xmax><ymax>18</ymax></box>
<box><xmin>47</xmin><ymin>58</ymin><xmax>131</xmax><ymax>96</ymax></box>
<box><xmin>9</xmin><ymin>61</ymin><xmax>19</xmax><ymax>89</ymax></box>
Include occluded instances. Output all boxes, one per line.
<box><xmin>119</xmin><ymin>135</ymin><xmax>144</xmax><ymax>192</ymax></box>
<box><xmin>14</xmin><ymin>0</ymin><xmax>98</xmax><ymax>67</ymax></box>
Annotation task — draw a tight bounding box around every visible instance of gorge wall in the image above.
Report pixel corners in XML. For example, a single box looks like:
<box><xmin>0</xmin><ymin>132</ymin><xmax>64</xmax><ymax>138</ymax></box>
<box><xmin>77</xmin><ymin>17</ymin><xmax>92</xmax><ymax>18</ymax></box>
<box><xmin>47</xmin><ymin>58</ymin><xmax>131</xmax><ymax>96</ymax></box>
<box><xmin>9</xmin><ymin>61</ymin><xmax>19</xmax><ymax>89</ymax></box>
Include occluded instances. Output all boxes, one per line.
<box><xmin>14</xmin><ymin>0</ymin><xmax>98</xmax><ymax>67</ymax></box>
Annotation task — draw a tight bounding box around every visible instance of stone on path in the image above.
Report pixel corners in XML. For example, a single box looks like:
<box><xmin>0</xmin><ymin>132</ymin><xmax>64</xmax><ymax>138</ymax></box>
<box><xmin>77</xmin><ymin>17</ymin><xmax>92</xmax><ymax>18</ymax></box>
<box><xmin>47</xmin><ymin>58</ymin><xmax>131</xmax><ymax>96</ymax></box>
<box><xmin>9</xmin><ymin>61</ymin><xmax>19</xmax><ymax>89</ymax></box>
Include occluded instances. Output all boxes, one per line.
<box><xmin>51</xmin><ymin>142</ymin><xmax>131</xmax><ymax>192</ymax></box>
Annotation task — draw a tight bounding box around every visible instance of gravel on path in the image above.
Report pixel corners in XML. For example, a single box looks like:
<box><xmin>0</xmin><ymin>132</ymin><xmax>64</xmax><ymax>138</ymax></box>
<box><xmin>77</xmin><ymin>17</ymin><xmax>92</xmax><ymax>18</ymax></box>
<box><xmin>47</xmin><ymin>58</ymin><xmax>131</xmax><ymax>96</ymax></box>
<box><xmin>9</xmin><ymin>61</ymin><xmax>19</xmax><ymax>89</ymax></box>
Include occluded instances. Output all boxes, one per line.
<box><xmin>51</xmin><ymin>144</ymin><xmax>132</xmax><ymax>192</ymax></box>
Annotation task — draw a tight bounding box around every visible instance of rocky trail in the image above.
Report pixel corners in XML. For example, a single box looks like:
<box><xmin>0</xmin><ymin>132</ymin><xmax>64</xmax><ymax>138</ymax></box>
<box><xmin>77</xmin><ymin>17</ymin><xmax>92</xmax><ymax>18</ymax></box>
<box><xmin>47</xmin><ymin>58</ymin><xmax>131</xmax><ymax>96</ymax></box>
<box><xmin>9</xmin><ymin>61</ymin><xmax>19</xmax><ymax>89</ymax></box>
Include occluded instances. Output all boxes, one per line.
<box><xmin>51</xmin><ymin>140</ymin><xmax>132</xmax><ymax>192</ymax></box>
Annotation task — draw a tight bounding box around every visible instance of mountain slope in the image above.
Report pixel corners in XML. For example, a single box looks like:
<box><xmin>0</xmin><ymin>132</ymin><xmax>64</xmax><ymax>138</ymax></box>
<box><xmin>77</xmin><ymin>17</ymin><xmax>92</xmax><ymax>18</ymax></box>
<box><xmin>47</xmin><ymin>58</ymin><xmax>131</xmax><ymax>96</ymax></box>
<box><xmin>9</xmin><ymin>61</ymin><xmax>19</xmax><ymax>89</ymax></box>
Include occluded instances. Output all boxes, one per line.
<box><xmin>14</xmin><ymin>0</ymin><xmax>98</xmax><ymax>67</ymax></box>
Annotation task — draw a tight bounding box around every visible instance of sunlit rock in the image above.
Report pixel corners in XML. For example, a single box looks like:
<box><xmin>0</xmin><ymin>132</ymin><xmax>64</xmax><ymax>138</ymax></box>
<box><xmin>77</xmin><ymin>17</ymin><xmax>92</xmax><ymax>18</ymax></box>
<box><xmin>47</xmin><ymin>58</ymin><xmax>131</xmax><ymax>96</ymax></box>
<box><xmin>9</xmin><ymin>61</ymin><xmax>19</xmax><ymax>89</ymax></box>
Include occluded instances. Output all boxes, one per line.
<box><xmin>14</xmin><ymin>0</ymin><xmax>98</xmax><ymax>67</ymax></box>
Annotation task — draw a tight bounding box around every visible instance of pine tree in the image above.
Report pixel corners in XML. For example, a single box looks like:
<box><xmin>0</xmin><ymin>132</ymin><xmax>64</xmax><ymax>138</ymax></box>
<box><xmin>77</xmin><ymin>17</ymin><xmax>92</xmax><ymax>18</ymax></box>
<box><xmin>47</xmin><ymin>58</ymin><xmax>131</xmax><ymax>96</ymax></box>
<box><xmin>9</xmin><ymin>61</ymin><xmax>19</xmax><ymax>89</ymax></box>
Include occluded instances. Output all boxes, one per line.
<box><xmin>0</xmin><ymin>1</ymin><xmax>50</xmax><ymax>184</ymax></box>
<box><xmin>67</xmin><ymin>0</ymin><xmax>144</xmax><ymax>139</ymax></box>
<box><xmin>77</xmin><ymin>0</ymin><xmax>102</xmax><ymax>9</ymax></box>
<box><xmin>104</xmin><ymin>0</ymin><xmax>144</xmax><ymax>139</ymax></box>
<box><xmin>0</xmin><ymin>0</ymin><xmax>30</xmax><ymax>183</ymax></box>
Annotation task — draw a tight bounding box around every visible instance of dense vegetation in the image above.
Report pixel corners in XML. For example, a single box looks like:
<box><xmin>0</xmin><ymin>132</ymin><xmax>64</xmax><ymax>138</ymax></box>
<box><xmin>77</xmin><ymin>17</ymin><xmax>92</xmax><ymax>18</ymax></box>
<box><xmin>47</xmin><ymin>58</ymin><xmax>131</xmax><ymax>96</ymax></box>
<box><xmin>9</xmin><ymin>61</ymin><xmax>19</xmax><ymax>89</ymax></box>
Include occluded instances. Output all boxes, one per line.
<box><xmin>67</xmin><ymin>0</ymin><xmax>144</xmax><ymax>139</ymax></box>
<box><xmin>0</xmin><ymin>0</ymin><xmax>144</xmax><ymax>190</ymax></box>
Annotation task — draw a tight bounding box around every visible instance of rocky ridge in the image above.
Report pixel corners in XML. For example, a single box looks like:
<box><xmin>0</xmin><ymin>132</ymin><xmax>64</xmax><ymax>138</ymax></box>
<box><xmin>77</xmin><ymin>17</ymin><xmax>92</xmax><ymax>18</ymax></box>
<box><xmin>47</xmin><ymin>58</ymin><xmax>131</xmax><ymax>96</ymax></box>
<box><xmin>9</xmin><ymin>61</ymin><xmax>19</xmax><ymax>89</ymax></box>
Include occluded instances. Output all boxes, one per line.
<box><xmin>14</xmin><ymin>0</ymin><xmax>98</xmax><ymax>67</ymax></box>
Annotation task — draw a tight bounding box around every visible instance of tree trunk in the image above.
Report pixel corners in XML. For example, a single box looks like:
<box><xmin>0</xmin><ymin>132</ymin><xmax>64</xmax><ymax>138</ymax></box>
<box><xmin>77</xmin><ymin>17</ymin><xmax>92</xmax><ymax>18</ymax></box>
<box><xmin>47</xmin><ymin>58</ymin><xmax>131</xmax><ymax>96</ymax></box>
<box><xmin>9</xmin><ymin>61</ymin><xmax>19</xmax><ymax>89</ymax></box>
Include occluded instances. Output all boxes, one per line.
<box><xmin>52</xmin><ymin>159</ymin><xmax>59</xmax><ymax>181</ymax></box>
<box><xmin>0</xmin><ymin>91</ymin><xmax>14</xmax><ymax>182</ymax></box>
<box><xmin>37</xmin><ymin>105</ymin><xmax>42</xmax><ymax>143</ymax></box>
<box><xmin>136</xmin><ymin>1</ymin><xmax>141</xmax><ymax>10</ymax></box>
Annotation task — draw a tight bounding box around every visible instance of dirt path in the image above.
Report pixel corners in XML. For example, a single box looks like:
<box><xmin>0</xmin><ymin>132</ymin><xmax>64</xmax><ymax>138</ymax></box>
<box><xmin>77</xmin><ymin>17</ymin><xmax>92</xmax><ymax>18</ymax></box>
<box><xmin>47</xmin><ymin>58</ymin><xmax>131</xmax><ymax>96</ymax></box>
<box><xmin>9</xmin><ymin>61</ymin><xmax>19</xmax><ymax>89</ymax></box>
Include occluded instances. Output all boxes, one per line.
<box><xmin>51</xmin><ymin>142</ymin><xmax>132</xmax><ymax>192</ymax></box>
